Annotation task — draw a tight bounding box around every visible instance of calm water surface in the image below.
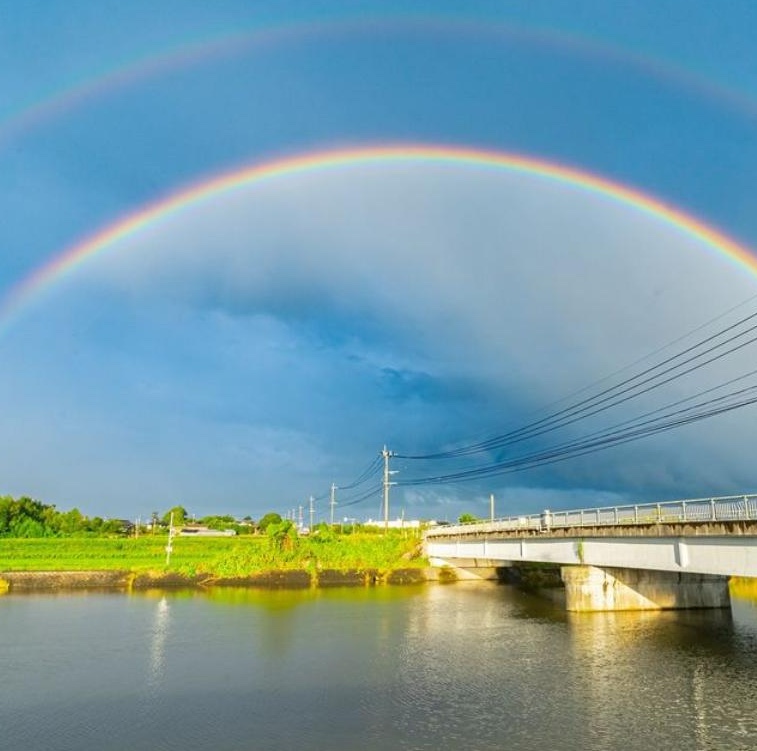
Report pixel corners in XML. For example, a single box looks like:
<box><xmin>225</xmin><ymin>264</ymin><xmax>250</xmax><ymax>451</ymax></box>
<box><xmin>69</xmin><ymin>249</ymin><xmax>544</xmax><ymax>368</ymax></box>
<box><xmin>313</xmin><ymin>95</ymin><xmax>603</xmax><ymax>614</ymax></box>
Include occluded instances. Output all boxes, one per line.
<box><xmin>2</xmin><ymin>583</ymin><xmax>756</xmax><ymax>751</ymax></box>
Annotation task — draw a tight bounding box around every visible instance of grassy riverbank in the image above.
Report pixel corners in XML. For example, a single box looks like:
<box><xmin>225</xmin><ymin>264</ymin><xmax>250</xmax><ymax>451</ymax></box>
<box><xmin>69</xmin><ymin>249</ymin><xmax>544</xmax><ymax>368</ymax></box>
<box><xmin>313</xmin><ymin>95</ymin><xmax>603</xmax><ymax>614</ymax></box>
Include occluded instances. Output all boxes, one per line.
<box><xmin>0</xmin><ymin>531</ymin><xmax>426</xmax><ymax>578</ymax></box>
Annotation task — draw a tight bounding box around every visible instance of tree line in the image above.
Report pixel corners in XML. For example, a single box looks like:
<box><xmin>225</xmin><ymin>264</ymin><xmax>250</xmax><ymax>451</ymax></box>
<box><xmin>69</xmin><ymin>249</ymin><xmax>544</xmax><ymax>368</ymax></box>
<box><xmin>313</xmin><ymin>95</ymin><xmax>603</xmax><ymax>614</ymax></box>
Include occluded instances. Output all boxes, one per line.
<box><xmin>0</xmin><ymin>496</ymin><xmax>282</xmax><ymax>538</ymax></box>
<box><xmin>0</xmin><ymin>495</ymin><xmax>409</xmax><ymax>539</ymax></box>
<box><xmin>0</xmin><ymin>496</ymin><xmax>128</xmax><ymax>537</ymax></box>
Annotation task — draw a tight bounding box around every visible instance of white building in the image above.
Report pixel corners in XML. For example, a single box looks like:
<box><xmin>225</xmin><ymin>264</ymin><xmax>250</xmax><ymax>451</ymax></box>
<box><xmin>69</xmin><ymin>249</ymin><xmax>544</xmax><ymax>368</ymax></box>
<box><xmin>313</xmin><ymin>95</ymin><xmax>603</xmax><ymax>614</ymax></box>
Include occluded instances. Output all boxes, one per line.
<box><xmin>363</xmin><ymin>518</ymin><xmax>421</xmax><ymax>530</ymax></box>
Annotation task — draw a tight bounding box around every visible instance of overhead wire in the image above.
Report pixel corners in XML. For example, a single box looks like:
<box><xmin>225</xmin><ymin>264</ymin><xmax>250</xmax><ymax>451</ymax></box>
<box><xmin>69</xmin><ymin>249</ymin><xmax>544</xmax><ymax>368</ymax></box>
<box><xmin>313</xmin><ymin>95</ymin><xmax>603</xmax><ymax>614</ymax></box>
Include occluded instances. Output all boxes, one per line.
<box><xmin>313</xmin><ymin>295</ymin><xmax>757</xmax><ymax>504</ymax></box>
<box><xmin>514</xmin><ymin>291</ymin><xmax>757</xmax><ymax>419</ymax></box>
<box><xmin>338</xmin><ymin>484</ymin><xmax>384</xmax><ymax>508</ymax></box>
<box><xmin>303</xmin><ymin>456</ymin><xmax>383</xmax><ymax>519</ymax></box>
<box><xmin>398</xmin><ymin>379</ymin><xmax>757</xmax><ymax>485</ymax></box>
<box><xmin>337</xmin><ymin>455</ymin><xmax>383</xmax><ymax>490</ymax></box>
<box><xmin>396</xmin><ymin>306</ymin><xmax>757</xmax><ymax>460</ymax></box>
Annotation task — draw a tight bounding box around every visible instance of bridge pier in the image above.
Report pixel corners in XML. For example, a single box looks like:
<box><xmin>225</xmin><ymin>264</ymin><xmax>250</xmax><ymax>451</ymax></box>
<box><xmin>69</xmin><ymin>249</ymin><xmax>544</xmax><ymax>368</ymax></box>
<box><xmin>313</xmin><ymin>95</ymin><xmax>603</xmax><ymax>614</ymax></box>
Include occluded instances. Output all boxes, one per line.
<box><xmin>561</xmin><ymin>565</ymin><xmax>731</xmax><ymax>612</ymax></box>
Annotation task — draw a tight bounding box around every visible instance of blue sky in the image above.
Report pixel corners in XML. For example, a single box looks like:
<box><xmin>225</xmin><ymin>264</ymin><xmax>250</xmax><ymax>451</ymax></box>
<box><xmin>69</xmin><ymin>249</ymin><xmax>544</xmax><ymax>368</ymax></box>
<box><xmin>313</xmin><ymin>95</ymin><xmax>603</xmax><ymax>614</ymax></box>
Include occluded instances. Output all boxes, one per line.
<box><xmin>2</xmin><ymin>1</ymin><xmax>757</xmax><ymax>522</ymax></box>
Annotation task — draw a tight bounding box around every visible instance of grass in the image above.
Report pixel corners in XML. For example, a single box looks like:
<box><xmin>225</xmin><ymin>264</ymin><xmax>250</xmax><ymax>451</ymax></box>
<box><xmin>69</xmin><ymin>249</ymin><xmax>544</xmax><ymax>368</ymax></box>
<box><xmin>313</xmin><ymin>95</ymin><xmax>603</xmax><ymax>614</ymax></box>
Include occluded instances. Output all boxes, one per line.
<box><xmin>0</xmin><ymin>532</ymin><xmax>426</xmax><ymax>577</ymax></box>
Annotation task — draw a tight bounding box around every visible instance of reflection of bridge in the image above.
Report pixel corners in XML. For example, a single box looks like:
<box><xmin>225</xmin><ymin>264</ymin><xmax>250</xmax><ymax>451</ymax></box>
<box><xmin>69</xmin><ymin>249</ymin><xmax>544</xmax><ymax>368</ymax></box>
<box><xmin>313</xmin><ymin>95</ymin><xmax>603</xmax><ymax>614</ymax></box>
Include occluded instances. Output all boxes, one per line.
<box><xmin>424</xmin><ymin>494</ymin><xmax>757</xmax><ymax>612</ymax></box>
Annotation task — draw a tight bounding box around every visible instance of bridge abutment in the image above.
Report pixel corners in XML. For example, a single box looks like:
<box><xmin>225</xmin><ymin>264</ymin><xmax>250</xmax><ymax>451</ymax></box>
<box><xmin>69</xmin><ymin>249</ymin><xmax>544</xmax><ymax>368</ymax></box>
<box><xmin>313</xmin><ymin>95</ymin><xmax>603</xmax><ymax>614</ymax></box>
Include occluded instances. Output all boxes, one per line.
<box><xmin>561</xmin><ymin>565</ymin><xmax>731</xmax><ymax>612</ymax></box>
<box><xmin>428</xmin><ymin>557</ymin><xmax>504</xmax><ymax>581</ymax></box>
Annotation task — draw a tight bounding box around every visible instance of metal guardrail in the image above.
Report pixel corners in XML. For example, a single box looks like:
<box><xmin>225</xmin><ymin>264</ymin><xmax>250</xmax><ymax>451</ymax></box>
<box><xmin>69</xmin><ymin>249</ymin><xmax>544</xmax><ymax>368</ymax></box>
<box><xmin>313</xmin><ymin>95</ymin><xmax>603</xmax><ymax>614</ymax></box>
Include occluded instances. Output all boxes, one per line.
<box><xmin>425</xmin><ymin>493</ymin><xmax>757</xmax><ymax>537</ymax></box>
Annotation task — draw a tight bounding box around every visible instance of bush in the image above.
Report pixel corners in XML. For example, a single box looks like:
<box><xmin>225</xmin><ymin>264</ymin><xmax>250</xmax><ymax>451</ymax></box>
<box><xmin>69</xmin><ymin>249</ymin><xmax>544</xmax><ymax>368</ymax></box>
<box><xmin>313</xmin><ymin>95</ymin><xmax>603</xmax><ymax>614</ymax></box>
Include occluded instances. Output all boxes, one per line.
<box><xmin>267</xmin><ymin>520</ymin><xmax>298</xmax><ymax>553</ymax></box>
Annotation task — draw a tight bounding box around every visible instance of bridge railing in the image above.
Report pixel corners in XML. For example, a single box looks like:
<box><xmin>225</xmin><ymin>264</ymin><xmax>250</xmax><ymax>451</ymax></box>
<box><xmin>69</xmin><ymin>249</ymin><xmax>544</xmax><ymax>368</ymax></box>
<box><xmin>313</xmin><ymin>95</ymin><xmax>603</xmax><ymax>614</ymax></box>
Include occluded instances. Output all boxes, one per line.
<box><xmin>425</xmin><ymin>493</ymin><xmax>757</xmax><ymax>537</ymax></box>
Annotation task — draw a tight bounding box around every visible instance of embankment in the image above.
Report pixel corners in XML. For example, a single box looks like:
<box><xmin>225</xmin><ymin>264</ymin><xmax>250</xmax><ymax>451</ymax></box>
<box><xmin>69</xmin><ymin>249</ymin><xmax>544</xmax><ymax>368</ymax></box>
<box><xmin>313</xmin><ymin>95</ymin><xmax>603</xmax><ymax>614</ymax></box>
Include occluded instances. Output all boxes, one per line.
<box><xmin>0</xmin><ymin>566</ymin><xmax>436</xmax><ymax>593</ymax></box>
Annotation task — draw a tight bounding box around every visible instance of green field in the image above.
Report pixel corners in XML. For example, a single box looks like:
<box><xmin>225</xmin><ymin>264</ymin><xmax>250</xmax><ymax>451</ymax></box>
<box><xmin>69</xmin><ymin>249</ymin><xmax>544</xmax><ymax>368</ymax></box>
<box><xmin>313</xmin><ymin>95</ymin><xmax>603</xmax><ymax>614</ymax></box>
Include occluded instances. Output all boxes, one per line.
<box><xmin>0</xmin><ymin>532</ymin><xmax>426</xmax><ymax>577</ymax></box>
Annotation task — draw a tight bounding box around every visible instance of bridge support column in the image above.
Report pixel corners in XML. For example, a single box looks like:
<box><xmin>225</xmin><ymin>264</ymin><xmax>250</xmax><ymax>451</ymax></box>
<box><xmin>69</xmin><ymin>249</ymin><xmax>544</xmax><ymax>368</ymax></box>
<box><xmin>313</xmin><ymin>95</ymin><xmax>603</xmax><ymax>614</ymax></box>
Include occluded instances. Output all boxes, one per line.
<box><xmin>560</xmin><ymin>565</ymin><xmax>731</xmax><ymax>612</ymax></box>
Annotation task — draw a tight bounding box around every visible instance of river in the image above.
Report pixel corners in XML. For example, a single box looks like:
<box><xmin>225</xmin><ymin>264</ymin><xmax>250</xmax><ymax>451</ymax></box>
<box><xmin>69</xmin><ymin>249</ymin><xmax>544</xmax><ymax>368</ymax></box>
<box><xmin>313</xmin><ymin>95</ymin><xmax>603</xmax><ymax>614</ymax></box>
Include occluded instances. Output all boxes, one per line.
<box><xmin>2</xmin><ymin>583</ymin><xmax>756</xmax><ymax>751</ymax></box>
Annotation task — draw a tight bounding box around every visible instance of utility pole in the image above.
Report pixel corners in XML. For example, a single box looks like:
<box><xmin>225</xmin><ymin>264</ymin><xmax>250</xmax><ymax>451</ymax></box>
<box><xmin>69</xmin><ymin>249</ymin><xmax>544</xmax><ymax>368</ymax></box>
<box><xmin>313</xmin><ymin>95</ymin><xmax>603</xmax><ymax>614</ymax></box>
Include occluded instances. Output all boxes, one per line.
<box><xmin>490</xmin><ymin>493</ymin><xmax>495</xmax><ymax>522</ymax></box>
<box><xmin>298</xmin><ymin>505</ymin><xmax>304</xmax><ymax>530</ymax></box>
<box><xmin>382</xmin><ymin>445</ymin><xmax>397</xmax><ymax>532</ymax></box>
<box><xmin>330</xmin><ymin>483</ymin><xmax>337</xmax><ymax>526</ymax></box>
<box><xmin>309</xmin><ymin>495</ymin><xmax>315</xmax><ymax>532</ymax></box>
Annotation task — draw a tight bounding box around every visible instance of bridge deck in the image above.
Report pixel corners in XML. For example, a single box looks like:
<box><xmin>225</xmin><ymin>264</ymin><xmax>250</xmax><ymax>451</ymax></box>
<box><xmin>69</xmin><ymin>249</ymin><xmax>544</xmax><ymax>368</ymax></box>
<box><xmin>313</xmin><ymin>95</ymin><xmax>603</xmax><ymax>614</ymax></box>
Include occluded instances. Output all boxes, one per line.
<box><xmin>425</xmin><ymin>494</ymin><xmax>757</xmax><ymax>579</ymax></box>
<box><xmin>430</xmin><ymin>520</ymin><xmax>757</xmax><ymax>540</ymax></box>
<box><xmin>426</xmin><ymin>493</ymin><xmax>757</xmax><ymax>539</ymax></box>
<box><xmin>426</xmin><ymin>534</ymin><xmax>757</xmax><ymax>578</ymax></box>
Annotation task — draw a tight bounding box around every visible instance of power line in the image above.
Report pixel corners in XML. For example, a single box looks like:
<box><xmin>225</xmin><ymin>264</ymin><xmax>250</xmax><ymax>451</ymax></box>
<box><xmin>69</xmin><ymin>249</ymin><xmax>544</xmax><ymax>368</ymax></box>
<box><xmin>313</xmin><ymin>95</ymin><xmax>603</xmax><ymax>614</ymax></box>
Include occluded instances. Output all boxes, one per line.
<box><xmin>397</xmin><ymin>380</ymin><xmax>757</xmax><ymax>486</ymax></box>
<box><xmin>338</xmin><ymin>484</ymin><xmax>383</xmax><ymax>508</ymax></box>
<box><xmin>517</xmin><ymin>291</ymin><xmax>757</xmax><ymax>420</ymax></box>
<box><xmin>305</xmin><ymin>456</ymin><xmax>383</xmax><ymax>519</ymax></box>
<box><xmin>396</xmin><ymin>307</ymin><xmax>757</xmax><ymax>461</ymax></box>
<box><xmin>319</xmin><ymin>297</ymin><xmax>757</xmax><ymax>504</ymax></box>
<box><xmin>337</xmin><ymin>456</ymin><xmax>383</xmax><ymax>490</ymax></box>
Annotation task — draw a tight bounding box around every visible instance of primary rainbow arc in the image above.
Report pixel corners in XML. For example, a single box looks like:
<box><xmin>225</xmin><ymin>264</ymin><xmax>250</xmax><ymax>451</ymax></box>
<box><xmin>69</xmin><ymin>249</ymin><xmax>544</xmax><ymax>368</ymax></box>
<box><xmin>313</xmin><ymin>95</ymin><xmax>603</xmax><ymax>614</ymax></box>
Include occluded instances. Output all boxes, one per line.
<box><xmin>2</xmin><ymin>143</ymin><xmax>756</xmax><ymax>335</ymax></box>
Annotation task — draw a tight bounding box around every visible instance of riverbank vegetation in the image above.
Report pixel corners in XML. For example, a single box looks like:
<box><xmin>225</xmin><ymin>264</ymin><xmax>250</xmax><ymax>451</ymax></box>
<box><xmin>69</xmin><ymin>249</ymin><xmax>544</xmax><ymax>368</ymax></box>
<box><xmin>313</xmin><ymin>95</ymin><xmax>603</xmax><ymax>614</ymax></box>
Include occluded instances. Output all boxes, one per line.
<box><xmin>0</xmin><ymin>528</ymin><xmax>425</xmax><ymax>577</ymax></box>
<box><xmin>0</xmin><ymin>494</ymin><xmax>427</xmax><ymax>579</ymax></box>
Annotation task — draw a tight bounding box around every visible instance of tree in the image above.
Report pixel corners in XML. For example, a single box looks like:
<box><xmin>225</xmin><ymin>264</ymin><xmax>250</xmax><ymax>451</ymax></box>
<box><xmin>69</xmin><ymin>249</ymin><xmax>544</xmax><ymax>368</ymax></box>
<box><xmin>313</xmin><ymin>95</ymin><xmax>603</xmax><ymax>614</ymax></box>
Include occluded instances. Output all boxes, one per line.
<box><xmin>0</xmin><ymin>496</ymin><xmax>13</xmax><ymax>534</ymax></box>
<box><xmin>257</xmin><ymin>512</ymin><xmax>282</xmax><ymax>532</ymax></box>
<box><xmin>6</xmin><ymin>497</ymin><xmax>51</xmax><ymax>537</ymax></box>
<box><xmin>162</xmin><ymin>506</ymin><xmax>188</xmax><ymax>526</ymax></box>
<box><xmin>458</xmin><ymin>512</ymin><xmax>479</xmax><ymax>524</ymax></box>
<box><xmin>57</xmin><ymin>508</ymin><xmax>85</xmax><ymax>535</ymax></box>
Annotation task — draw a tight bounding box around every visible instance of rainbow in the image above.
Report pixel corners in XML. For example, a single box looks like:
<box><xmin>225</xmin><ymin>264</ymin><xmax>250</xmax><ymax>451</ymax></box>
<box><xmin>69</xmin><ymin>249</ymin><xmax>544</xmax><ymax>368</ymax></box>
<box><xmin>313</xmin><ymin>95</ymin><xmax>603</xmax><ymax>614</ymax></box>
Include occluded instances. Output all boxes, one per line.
<box><xmin>2</xmin><ymin>143</ymin><xmax>756</xmax><ymax>334</ymax></box>
<box><xmin>0</xmin><ymin>21</ymin><xmax>330</xmax><ymax>148</ymax></box>
<box><xmin>3</xmin><ymin>15</ymin><xmax>756</xmax><ymax>150</ymax></box>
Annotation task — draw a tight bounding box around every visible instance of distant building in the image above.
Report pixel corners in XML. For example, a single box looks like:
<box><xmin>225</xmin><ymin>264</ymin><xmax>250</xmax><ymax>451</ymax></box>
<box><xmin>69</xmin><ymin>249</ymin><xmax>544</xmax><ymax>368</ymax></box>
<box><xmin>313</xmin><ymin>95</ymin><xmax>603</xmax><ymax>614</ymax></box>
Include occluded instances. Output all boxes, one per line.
<box><xmin>177</xmin><ymin>525</ymin><xmax>236</xmax><ymax>537</ymax></box>
<box><xmin>363</xmin><ymin>518</ymin><xmax>421</xmax><ymax>530</ymax></box>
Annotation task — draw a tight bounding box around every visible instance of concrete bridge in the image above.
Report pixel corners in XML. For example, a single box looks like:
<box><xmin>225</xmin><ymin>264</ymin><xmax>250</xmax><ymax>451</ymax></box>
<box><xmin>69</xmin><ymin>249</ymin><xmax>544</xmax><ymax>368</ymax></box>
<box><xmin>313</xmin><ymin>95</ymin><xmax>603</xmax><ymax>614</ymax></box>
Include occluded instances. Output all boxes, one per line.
<box><xmin>424</xmin><ymin>493</ymin><xmax>757</xmax><ymax>612</ymax></box>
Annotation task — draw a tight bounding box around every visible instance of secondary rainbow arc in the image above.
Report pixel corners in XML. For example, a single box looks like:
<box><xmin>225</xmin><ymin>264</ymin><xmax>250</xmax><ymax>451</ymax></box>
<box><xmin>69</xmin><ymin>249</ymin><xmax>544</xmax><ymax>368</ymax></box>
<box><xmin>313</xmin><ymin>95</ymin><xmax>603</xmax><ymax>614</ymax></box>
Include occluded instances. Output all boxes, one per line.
<box><xmin>2</xmin><ymin>143</ymin><xmax>756</xmax><ymax>335</ymax></box>
<box><xmin>4</xmin><ymin>15</ymin><xmax>756</xmax><ymax>150</ymax></box>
